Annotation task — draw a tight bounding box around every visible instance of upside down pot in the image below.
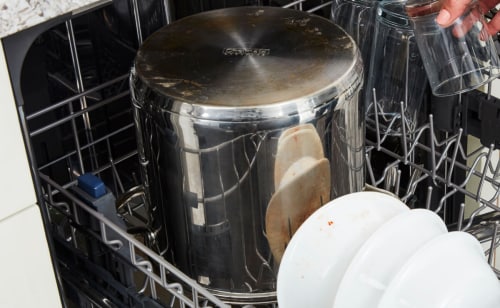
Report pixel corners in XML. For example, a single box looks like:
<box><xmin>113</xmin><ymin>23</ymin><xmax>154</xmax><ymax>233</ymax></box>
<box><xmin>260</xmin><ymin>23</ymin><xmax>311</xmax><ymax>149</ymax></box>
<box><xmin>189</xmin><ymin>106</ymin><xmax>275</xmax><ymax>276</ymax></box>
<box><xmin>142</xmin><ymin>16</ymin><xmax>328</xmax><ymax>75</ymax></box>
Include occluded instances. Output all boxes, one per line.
<box><xmin>130</xmin><ymin>6</ymin><xmax>364</xmax><ymax>304</ymax></box>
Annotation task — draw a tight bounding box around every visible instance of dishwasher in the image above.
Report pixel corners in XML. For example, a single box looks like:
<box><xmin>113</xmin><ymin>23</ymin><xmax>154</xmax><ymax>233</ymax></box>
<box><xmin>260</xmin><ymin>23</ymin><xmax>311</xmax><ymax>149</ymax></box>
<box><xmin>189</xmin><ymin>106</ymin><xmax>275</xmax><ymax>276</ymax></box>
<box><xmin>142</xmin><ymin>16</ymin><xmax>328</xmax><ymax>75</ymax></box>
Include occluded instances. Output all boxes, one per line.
<box><xmin>3</xmin><ymin>0</ymin><xmax>500</xmax><ymax>307</ymax></box>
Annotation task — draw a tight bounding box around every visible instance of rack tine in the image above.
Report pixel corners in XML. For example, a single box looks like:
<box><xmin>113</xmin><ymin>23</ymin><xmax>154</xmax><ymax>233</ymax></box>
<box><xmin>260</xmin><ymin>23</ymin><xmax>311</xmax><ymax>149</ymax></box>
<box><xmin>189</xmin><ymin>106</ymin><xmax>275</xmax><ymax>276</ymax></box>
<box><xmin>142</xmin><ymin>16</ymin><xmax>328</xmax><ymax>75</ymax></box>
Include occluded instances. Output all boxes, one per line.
<box><xmin>462</xmin><ymin>204</ymin><xmax>488</xmax><ymax>232</ymax></box>
<box><xmin>488</xmin><ymin>222</ymin><xmax>499</xmax><ymax>265</ymax></box>
<box><xmin>487</xmin><ymin>79</ymin><xmax>493</xmax><ymax>100</ymax></box>
<box><xmin>402</xmin><ymin>167</ymin><xmax>426</xmax><ymax>202</ymax></box>
<box><xmin>429</xmin><ymin>115</ymin><xmax>437</xmax><ymax>184</ymax></box>
<box><xmin>373</xmin><ymin>88</ymin><xmax>382</xmax><ymax>150</ymax></box>
<box><xmin>426</xmin><ymin>186</ymin><xmax>433</xmax><ymax>210</ymax></box>
<box><xmin>492</xmin><ymin>152</ymin><xmax>500</xmax><ymax>180</ymax></box>
<box><xmin>395</xmin><ymin>169</ymin><xmax>401</xmax><ymax>196</ymax></box>
<box><xmin>447</xmin><ymin>128</ymin><xmax>463</xmax><ymax>185</ymax></box>
<box><xmin>99</xmin><ymin>221</ymin><xmax>124</xmax><ymax>250</ymax></box>
<box><xmin>457</xmin><ymin>203</ymin><xmax>465</xmax><ymax>231</ymax></box>
<box><xmin>365</xmin><ymin>153</ymin><xmax>377</xmax><ymax>185</ymax></box>
<box><xmin>476</xmin><ymin>144</ymin><xmax>495</xmax><ymax>202</ymax></box>
<box><xmin>131</xmin><ymin>0</ymin><xmax>144</xmax><ymax>45</ymax></box>
<box><xmin>435</xmin><ymin>188</ymin><xmax>457</xmax><ymax>214</ymax></box>
<box><xmin>458</xmin><ymin>151</ymin><xmax>489</xmax><ymax>188</ymax></box>
<box><xmin>400</xmin><ymin>101</ymin><xmax>408</xmax><ymax>164</ymax></box>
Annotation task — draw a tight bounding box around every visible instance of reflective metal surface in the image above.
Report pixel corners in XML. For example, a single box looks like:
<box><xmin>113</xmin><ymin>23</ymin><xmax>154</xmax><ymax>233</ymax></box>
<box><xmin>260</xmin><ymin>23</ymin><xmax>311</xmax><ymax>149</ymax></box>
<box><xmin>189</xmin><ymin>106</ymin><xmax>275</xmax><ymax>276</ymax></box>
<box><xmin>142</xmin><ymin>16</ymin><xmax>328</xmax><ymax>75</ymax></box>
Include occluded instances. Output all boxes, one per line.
<box><xmin>134</xmin><ymin>6</ymin><xmax>361</xmax><ymax>113</ymax></box>
<box><xmin>131</xmin><ymin>6</ymin><xmax>364</xmax><ymax>304</ymax></box>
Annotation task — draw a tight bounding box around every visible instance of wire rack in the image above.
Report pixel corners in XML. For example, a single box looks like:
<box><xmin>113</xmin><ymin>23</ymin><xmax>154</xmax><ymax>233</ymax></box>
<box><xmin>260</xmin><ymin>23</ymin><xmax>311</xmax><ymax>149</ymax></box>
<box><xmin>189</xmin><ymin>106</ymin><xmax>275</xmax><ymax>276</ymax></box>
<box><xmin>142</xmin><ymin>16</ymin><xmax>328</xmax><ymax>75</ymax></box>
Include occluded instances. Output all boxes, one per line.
<box><xmin>365</xmin><ymin>88</ymin><xmax>500</xmax><ymax>275</ymax></box>
<box><xmin>16</xmin><ymin>0</ymin><xmax>500</xmax><ymax>307</ymax></box>
<box><xmin>366</xmin><ymin>93</ymin><xmax>500</xmax><ymax>230</ymax></box>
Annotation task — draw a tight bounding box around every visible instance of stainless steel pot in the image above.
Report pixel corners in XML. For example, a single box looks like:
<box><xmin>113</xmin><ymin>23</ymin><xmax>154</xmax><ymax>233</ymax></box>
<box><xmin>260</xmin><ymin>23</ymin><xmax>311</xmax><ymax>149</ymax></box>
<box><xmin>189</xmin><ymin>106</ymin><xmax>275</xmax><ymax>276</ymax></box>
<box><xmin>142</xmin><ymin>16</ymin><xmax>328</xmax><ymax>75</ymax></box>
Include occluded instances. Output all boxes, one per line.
<box><xmin>130</xmin><ymin>6</ymin><xmax>364</xmax><ymax>304</ymax></box>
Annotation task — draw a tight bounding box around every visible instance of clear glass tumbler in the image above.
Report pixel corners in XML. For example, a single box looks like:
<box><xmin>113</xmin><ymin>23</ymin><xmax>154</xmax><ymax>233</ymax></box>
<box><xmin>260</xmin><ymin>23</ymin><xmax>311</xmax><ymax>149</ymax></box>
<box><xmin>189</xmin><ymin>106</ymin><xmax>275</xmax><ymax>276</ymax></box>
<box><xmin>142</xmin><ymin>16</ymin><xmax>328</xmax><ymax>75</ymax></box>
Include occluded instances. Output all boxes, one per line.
<box><xmin>406</xmin><ymin>0</ymin><xmax>500</xmax><ymax>96</ymax></box>
<box><xmin>365</xmin><ymin>0</ymin><xmax>428</xmax><ymax>134</ymax></box>
<box><xmin>331</xmin><ymin>0</ymin><xmax>379</xmax><ymax>77</ymax></box>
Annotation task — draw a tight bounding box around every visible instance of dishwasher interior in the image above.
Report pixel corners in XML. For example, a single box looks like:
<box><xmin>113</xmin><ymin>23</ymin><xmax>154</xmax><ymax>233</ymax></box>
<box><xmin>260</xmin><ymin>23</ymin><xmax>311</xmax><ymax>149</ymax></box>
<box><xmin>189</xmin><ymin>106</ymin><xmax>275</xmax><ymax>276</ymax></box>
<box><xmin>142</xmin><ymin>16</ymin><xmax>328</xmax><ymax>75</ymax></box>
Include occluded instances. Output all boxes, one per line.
<box><xmin>6</xmin><ymin>0</ymin><xmax>500</xmax><ymax>307</ymax></box>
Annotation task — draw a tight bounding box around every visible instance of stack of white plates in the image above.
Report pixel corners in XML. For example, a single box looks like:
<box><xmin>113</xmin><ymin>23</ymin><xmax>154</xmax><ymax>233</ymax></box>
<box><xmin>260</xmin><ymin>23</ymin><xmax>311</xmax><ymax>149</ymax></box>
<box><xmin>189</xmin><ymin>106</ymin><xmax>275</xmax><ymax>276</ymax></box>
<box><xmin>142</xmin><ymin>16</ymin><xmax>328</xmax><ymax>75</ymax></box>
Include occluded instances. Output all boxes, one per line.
<box><xmin>277</xmin><ymin>191</ymin><xmax>500</xmax><ymax>308</ymax></box>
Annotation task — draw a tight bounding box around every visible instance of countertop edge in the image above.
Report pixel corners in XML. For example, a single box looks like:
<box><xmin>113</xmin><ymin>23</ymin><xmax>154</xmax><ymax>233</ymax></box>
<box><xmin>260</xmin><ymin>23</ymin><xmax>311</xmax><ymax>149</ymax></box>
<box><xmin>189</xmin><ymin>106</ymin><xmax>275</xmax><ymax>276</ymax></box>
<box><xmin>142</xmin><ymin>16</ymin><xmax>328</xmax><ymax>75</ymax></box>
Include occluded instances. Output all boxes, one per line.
<box><xmin>0</xmin><ymin>0</ymin><xmax>112</xmax><ymax>39</ymax></box>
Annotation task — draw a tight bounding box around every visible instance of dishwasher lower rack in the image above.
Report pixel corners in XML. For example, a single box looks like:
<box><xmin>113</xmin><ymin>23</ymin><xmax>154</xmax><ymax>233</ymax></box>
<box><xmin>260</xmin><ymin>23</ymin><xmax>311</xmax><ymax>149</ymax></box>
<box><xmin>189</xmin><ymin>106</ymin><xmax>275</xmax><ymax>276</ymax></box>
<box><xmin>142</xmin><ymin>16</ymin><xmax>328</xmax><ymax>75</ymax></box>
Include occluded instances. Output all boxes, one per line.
<box><xmin>35</xmin><ymin>89</ymin><xmax>500</xmax><ymax>308</ymax></box>
<box><xmin>41</xmin><ymin>173</ymin><xmax>229</xmax><ymax>308</ymax></box>
<box><xmin>29</xmin><ymin>71</ymin><xmax>229</xmax><ymax>307</ymax></box>
<box><xmin>18</xmin><ymin>1</ymin><xmax>500</xmax><ymax>308</ymax></box>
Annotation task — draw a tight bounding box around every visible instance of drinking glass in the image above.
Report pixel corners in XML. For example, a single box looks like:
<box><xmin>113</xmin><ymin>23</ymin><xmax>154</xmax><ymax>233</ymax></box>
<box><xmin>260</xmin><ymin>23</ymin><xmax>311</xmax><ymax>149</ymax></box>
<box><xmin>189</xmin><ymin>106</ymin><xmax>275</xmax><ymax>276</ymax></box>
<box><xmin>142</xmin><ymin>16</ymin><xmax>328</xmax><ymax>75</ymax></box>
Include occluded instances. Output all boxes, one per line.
<box><xmin>406</xmin><ymin>0</ymin><xmax>500</xmax><ymax>96</ymax></box>
<box><xmin>366</xmin><ymin>0</ymin><xmax>428</xmax><ymax>134</ymax></box>
<box><xmin>331</xmin><ymin>0</ymin><xmax>379</xmax><ymax>77</ymax></box>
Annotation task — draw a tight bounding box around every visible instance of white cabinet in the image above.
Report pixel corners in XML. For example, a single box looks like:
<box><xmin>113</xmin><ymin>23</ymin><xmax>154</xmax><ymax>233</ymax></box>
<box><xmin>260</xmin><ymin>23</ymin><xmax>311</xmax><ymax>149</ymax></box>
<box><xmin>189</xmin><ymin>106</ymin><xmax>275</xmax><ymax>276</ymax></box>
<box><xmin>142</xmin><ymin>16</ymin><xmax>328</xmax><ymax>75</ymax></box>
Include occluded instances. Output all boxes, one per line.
<box><xmin>0</xmin><ymin>44</ymin><xmax>36</xmax><ymax>221</ymax></box>
<box><xmin>0</xmin><ymin>43</ymin><xmax>61</xmax><ymax>307</ymax></box>
<box><xmin>0</xmin><ymin>205</ymin><xmax>61</xmax><ymax>308</ymax></box>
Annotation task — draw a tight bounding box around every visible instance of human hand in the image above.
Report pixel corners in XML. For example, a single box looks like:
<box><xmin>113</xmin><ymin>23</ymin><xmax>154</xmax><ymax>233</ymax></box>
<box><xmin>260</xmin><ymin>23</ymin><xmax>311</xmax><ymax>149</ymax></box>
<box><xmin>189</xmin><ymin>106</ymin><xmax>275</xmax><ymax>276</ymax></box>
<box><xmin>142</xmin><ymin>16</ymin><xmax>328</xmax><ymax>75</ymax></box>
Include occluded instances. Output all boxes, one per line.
<box><xmin>437</xmin><ymin>0</ymin><xmax>500</xmax><ymax>34</ymax></box>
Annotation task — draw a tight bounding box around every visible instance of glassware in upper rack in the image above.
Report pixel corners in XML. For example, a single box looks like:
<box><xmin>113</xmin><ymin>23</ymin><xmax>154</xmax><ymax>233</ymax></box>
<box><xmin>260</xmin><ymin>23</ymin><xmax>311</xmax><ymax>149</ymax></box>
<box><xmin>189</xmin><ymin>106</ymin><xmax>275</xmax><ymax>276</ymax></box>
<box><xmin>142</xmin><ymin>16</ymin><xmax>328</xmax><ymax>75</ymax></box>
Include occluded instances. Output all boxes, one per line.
<box><xmin>365</xmin><ymin>0</ymin><xmax>428</xmax><ymax>135</ymax></box>
<box><xmin>406</xmin><ymin>0</ymin><xmax>500</xmax><ymax>96</ymax></box>
<box><xmin>331</xmin><ymin>0</ymin><xmax>379</xmax><ymax>82</ymax></box>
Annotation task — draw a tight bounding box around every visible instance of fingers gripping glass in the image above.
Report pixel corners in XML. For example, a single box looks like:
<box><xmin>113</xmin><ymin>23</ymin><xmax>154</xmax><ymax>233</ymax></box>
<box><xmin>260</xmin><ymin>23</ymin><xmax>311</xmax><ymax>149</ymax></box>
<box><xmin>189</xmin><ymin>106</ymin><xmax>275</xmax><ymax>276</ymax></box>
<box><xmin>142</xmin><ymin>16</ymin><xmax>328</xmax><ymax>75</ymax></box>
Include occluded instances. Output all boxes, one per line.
<box><xmin>406</xmin><ymin>0</ymin><xmax>500</xmax><ymax>96</ymax></box>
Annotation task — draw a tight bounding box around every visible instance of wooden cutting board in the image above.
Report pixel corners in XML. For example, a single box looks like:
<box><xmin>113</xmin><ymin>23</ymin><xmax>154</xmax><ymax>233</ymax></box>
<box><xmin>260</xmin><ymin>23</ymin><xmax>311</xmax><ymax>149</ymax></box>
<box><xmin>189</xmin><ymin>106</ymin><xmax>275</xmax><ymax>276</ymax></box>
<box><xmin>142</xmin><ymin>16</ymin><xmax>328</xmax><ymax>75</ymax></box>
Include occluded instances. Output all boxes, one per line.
<box><xmin>266</xmin><ymin>157</ymin><xmax>331</xmax><ymax>264</ymax></box>
<box><xmin>274</xmin><ymin>124</ymin><xmax>324</xmax><ymax>189</ymax></box>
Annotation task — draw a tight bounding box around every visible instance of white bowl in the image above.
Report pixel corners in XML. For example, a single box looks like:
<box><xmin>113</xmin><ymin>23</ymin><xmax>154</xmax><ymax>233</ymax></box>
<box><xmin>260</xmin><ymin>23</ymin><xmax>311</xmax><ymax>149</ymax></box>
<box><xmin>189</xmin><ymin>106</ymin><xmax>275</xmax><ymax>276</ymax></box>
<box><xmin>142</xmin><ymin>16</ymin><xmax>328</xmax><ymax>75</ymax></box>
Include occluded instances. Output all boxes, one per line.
<box><xmin>378</xmin><ymin>231</ymin><xmax>500</xmax><ymax>308</ymax></box>
<box><xmin>334</xmin><ymin>209</ymin><xmax>448</xmax><ymax>308</ymax></box>
<box><xmin>277</xmin><ymin>191</ymin><xmax>409</xmax><ymax>308</ymax></box>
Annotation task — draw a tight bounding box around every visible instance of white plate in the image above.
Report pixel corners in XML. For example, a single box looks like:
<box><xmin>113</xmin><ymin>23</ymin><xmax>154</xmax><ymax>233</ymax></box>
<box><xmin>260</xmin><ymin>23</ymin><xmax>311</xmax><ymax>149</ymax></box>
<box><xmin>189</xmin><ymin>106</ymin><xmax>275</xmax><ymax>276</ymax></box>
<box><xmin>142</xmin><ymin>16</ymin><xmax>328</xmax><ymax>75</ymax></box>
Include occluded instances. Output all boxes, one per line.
<box><xmin>378</xmin><ymin>231</ymin><xmax>500</xmax><ymax>308</ymax></box>
<box><xmin>277</xmin><ymin>191</ymin><xmax>409</xmax><ymax>308</ymax></box>
<box><xmin>333</xmin><ymin>209</ymin><xmax>448</xmax><ymax>308</ymax></box>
